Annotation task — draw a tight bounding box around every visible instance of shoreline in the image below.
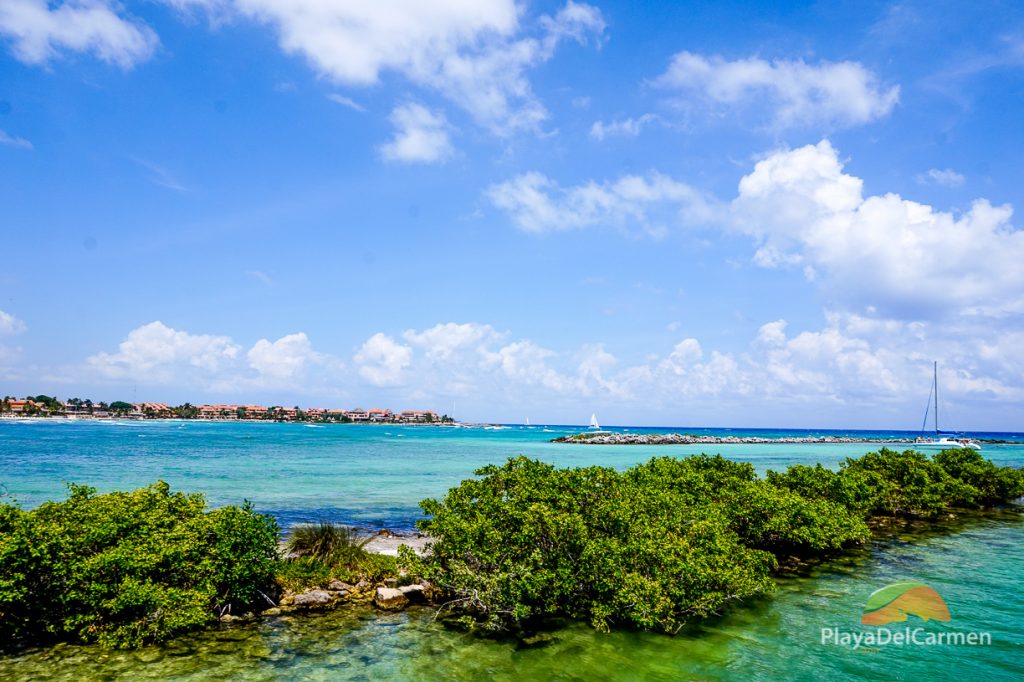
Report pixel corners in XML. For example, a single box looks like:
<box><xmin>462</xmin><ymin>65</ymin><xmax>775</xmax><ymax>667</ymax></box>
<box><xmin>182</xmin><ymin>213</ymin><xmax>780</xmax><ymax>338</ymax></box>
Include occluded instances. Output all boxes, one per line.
<box><xmin>0</xmin><ymin>415</ymin><xmax>464</xmax><ymax>427</ymax></box>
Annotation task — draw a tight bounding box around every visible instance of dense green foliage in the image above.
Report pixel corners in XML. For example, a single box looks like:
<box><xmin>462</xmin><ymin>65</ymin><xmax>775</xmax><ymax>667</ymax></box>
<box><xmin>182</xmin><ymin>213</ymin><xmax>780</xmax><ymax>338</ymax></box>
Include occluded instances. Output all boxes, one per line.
<box><xmin>108</xmin><ymin>401</ymin><xmax>134</xmax><ymax>414</ymax></box>
<box><xmin>413</xmin><ymin>448</ymin><xmax>1024</xmax><ymax>635</ymax></box>
<box><xmin>26</xmin><ymin>395</ymin><xmax>63</xmax><ymax>411</ymax></box>
<box><xmin>0</xmin><ymin>482</ymin><xmax>280</xmax><ymax>649</ymax></box>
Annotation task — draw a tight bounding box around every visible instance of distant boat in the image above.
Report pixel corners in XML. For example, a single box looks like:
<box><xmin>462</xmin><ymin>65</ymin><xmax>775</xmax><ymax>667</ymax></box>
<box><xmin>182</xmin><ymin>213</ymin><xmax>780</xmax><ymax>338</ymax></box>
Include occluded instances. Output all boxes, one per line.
<box><xmin>589</xmin><ymin>413</ymin><xmax>601</xmax><ymax>430</ymax></box>
<box><xmin>526</xmin><ymin>417</ymin><xmax>531</xmax><ymax>426</ymax></box>
<box><xmin>915</xmin><ymin>362</ymin><xmax>980</xmax><ymax>451</ymax></box>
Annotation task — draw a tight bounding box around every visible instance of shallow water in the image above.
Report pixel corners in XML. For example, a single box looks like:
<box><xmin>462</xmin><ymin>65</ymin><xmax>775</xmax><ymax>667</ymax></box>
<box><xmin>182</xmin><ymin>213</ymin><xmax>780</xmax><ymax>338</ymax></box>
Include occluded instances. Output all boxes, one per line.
<box><xmin>3</xmin><ymin>420</ymin><xmax>1022</xmax><ymax>530</ymax></box>
<box><xmin>2</xmin><ymin>421</ymin><xmax>1023</xmax><ymax>680</ymax></box>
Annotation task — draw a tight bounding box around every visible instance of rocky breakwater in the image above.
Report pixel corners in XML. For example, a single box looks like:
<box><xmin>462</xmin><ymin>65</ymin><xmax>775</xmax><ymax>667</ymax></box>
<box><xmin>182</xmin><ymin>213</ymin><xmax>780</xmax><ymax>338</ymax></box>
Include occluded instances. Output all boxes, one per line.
<box><xmin>552</xmin><ymin>432</ymin><xmax>917</xmax><ymax>445</ymax></box>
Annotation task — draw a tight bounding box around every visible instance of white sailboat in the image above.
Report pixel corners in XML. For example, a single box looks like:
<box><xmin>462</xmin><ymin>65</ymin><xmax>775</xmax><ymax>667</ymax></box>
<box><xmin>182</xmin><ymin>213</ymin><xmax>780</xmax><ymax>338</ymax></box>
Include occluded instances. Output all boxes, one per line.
<box><xmin>915</xmin><ymin>362</ymin><xmax>980</xmax><ymax>451</ymax></box>
<box><xmin>589</xmin><ymin>413</ymin><xmax>601</xmax><ymax>430</ymax></box>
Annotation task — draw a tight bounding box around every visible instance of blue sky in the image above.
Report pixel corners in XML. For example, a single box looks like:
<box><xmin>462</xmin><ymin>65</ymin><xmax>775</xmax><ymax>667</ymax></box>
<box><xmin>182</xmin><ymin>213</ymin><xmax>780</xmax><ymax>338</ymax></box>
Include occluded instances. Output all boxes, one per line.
<box><xmin>2</xmin><ymin>0</ymin><xmax>1024</xmax><ymax>429</ymax></box>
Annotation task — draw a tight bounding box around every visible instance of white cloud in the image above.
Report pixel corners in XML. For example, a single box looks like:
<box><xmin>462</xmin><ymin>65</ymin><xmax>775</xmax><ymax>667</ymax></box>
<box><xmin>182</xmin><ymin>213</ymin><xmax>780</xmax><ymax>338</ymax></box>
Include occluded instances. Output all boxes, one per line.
<box><xmin>731</xmin><ymin>140</ymin><xmax>1024</xmax><ymax>319</ymax></box>
<box><xmin>247</xmin><ymin>332</ymin><xmax>324</xmax><ymax>382</ymax></box>
<box><xmin>655</xmin><ymin>52</ymin><xmax>899</xmax><ymax>129</ymax></box>
<box><xmin>379</xmin><ymin>103</ymin><xmax>454</xmax><ymax>164</ymax></box>
<box><xmin>491</xmin><ymin>140</ymin><xmax>1022</xmax><ymax>323</ymax></box>
<box><xmin>916</xmin><ymin>168</ymin><xmax>966</xmax><ymax>187</ymax></box>
<box><xmin>403</xmin><ymin>322</ymin><xmax>502</xmax><ymax>360</ymax></box>
<box><xmin>0</xmin><ymin>0</ymin><xmax>158</xmax><ymax>68</ymax></box>
<box><xmin>492</xmin><ymin>339</ymin><xmax>568</xmax><ymax>393</ymax></box>
<box><xmin>354</xmin><ymin>333</ymin><xmax>412</xmax><ymax>386</ymax></box>
<box><xmin>354</xmin><ymin>324</ymin><xmax>629</xmax><ymax>404</ymax></box>
<box><xmin>487</xmin><ymin>171</ymin><xmax>718</xmax><ymax>234</ymax></box>
<box><xmin>176</xmin><ymin>0</ymin><xmax>604</xmax><ymax>135</ymax></box>
<box><xmin>0</xmin><ymin>130</ymin><xmax>33</xmax><ymax>150</ymax></box>
<box><xmin>589</xmin><ymin>114</ymin><xmax>657</xmax><ymax>140</ymax></box>
<box><xmin>84</xmin><ymin>322</ymin><xmax>344</xmax><ymax>394</ymax></box>
<box><xmin>326</xmin><ymin>93</ymin><xmax>366</xmax><ymax>112</ymax></box>
<box><xmin>87</xmin><ymin>321</ymin><xmax>241</xmax><ymax>381</ymax></box>
<box><xmin>43</xmin><ymin>314</ymin><xmax>1024</xmax><ymax>426</ymax></box>
<box><xmin>0</xmin><ymin>310</ymin><xmax>26</xmax><ymax>335</ymax></box>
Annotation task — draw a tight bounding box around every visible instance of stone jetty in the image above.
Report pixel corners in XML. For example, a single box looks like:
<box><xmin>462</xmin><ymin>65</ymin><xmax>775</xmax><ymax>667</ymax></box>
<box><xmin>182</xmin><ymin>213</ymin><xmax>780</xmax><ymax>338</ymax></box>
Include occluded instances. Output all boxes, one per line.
<box><xmin>552</xmin><ymin>433</ymin><xmax>917</xmax><ymax>445</ymax></box>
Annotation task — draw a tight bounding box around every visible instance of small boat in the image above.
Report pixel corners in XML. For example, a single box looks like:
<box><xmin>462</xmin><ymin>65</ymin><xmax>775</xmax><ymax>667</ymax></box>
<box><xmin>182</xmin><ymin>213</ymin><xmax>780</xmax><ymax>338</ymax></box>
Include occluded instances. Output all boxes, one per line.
<box><xmin>915</xmin><ymin>362</ymin><xmax>980</xmax><ymax>451</ymax></box>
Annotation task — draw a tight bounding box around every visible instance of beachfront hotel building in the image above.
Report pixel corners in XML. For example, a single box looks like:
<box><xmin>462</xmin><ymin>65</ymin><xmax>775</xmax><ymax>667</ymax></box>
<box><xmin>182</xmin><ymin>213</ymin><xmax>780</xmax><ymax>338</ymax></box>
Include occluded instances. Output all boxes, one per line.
<box><xmin>2</xmin><ymin>396</ymin><xmax>444</xmax><ymax>424</ymax></box>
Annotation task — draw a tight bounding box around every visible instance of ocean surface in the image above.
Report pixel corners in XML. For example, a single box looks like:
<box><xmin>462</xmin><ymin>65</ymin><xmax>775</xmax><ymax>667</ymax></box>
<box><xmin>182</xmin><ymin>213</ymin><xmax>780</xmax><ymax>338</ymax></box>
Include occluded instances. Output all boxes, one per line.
<box><xmin>2</xmin><ymin>420</ymin><xmax>1023</xmax><ymax>681</ymax></box>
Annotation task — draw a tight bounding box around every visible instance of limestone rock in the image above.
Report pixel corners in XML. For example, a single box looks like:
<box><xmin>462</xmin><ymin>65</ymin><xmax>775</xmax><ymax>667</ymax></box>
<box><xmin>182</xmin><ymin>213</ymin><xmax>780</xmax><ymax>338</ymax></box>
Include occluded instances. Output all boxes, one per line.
<box><xmin>374</xmin><ymin>587</ymin><xmax>409</xmax><ymax>610</ymax></box>
<box><xmin>291</xmin><ymin>589</ymin><xmax>336</xmax><ymax>609</ymax></box>
<box><xmin>398</xmin><ymin>584</ymin><xmax>426</xmax><ymax>602</ymax></box>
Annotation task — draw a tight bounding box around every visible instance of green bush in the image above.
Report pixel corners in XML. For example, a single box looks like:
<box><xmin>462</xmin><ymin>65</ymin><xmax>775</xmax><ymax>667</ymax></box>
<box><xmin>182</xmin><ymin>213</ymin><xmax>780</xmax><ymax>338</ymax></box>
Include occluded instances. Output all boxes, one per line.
<box><xmin>413</xmin><ymin>448</ymin><xmax>1023</xmax><ymax>635</ymax></box>
<box><xmin>625</xmin><ymin>456</ymin><xmax>870</xmax><ymax>553</ymax></box>
<box><xmin>838</xmin><ymin>448</ymin><xmax>975</xmax><ymax>516</ymax></box>
<box><xmin>934</xmin><ymin>449</ymin><xmax>1024</xmax><ymax>506</ymax></box>
<box><xmin>0</xmin><ymin>482</ymin><xmax>279</xmax><ymax>649</ymax></box>
<box><xmin>416</xmin><ymin>457</ymin><xmax>779</xmax><ymax>634</ymax></box>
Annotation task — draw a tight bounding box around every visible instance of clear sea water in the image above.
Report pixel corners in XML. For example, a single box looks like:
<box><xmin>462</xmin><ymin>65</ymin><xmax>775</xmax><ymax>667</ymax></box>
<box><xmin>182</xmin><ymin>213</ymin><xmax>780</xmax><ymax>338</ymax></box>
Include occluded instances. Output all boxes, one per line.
<box><xmin>2</xmin><ymin>420</ymin><xmax>1023</xmax><ymax>681</ymax></box>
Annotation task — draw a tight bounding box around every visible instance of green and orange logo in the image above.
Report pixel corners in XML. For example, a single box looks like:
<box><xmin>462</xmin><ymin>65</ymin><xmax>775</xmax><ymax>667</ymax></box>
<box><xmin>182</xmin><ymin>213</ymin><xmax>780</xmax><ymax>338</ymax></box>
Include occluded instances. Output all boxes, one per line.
<box><xmin>861</xmin><ymin>582</ymin><xmax>951</xmax><ymax>626</ymax></box>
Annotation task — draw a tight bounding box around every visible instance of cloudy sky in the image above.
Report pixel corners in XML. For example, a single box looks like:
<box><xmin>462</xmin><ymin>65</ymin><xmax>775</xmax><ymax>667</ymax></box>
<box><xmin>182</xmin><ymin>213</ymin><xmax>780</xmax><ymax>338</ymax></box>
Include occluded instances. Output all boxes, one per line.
<box><xmin>2</xmin><ymin>0</ymin><xmax>1023</xmax><ymax>429</ymax></box>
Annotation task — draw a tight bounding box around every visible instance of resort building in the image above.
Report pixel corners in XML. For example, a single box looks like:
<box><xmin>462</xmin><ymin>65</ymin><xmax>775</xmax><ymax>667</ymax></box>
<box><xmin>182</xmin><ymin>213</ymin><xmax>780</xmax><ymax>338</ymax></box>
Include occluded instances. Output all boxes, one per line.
<box><xmin>4</xmin><ymin>394</ymin><xmax>447</xmax><ymax>424</ymax></box>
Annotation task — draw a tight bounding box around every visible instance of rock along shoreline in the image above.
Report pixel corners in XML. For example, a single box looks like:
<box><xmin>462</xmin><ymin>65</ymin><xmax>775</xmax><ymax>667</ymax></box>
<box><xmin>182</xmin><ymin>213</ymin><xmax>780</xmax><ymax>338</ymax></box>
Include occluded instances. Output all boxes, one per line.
<box><xmin>551</xmin><ymin>432</ymin><xmax>1016</xmax><ymax>445</ymax></box>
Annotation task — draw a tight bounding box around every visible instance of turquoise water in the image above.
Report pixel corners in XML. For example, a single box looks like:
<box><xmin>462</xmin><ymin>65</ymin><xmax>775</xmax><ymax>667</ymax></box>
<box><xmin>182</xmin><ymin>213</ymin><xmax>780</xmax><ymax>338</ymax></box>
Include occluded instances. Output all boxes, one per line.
<box><xmin>2</xmin><ymin>420</ymin><xmax>1023</xmax><ymax>680</ymax></box>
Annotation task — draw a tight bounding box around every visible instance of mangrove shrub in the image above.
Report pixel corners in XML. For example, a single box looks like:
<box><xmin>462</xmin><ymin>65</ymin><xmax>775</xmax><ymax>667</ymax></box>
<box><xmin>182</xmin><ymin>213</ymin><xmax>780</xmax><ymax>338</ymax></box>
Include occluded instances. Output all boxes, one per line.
<box><xmin>0</xmin><ymin>482</ymin><xmax>279</xmax><ymax>649</ymax></box>
<box><xmin>413</xmin><ymin>448</ymin><xmax>1023</xmax><ymax>635</ymax></box>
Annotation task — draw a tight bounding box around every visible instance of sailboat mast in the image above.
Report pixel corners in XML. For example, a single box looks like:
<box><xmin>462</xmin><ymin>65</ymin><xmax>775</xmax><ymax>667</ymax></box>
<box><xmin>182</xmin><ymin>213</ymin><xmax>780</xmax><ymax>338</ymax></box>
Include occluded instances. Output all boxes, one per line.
<box><xmin>934</xmin><ymin>361</ymin><xmax>939</xmax><ymax>434</ymax></box>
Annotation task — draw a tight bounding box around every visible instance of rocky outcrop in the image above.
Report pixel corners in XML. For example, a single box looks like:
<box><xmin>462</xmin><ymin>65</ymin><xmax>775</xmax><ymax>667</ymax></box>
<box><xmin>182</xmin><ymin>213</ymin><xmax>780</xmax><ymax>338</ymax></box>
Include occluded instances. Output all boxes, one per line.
<box><xmin>374</xmin><ymin>587</ymin><xmax>409</xmax><ymax>610</ymax></box>
<box><xmin>328</xmin><ymin>579</ymin><xmax>353</xmax><ymax>593</ymax></box>
<box><xmin>281</xmin><ymin>589</ymin><xmax>337</xmax><ymax>609</ymax></box>
<box><xmin>552</xmin><ymin>433</ymin><xmax>921</xmax><ymax>445</ymax></box>
<box><xmin>398</xmin><ymin>584</ymin><xmax>426</xmax><ymax>603</ymax></box>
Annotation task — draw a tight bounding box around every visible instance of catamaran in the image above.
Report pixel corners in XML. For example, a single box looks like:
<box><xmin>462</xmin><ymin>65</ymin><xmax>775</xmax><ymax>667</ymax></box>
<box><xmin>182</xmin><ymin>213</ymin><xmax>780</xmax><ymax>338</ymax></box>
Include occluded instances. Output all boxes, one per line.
<box><xmin>589</xmin><ymin>413</ymin><xmax>601</xmax><ymax>430</ymax></box>
<box><xmin>915</xmin><ymin>361</ymin><xmax>980</xmax><ymax>450</ymax></box>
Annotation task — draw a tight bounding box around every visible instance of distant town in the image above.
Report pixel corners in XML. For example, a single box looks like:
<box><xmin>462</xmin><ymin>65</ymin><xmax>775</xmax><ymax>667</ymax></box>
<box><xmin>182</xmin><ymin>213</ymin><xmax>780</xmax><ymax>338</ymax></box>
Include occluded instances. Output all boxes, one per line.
<box><xmin>0</xmin><ymin>394</ymin><xmax>451</xmax><ymax>424</ymax></box>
